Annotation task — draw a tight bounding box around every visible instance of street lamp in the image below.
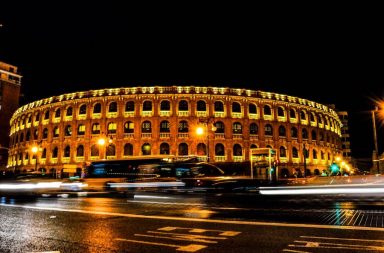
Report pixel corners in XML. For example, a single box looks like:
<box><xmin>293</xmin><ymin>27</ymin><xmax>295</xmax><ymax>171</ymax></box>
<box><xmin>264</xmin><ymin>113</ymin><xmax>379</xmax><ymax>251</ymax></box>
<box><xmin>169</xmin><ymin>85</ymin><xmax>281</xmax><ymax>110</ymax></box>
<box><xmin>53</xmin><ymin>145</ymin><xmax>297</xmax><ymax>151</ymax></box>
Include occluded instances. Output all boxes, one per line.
<box><xmin>31</xmin><ymin>145</ymin><xmax>39</xmax><ymax>171</ymax></box>
<box><xmin>97</xmin><ymin>134</ymin><xmax>113</xmax><ymax>160</ymax></box>
<box><xmin>196</xmin><ymin>121</ymin><xmax>216</xmax><ymax>162</ymax></box>
<box><xmin>372</xmin><ymin>105</ymin><xmax>382</xmax><ymax>174</ymax></box>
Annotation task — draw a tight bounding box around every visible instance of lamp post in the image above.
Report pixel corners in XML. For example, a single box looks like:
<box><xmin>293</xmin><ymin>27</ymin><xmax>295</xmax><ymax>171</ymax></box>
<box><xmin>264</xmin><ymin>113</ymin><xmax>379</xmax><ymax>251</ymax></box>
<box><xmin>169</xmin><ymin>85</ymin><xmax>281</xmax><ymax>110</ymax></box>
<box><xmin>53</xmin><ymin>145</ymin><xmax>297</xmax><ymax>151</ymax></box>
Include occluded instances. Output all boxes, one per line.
<box><xmin>196</xmin><ymin>119</ymin><xmax>216</xmax><ymax>162</ymax></box>
<box><xmin>97</xmin><ymin>133</ymin><xmax>113</xmax><ymax>160</ymax></box>
<box><xmin>31</xmin><ymin>145</ymin><xmax>39</xmax><ymax>171</ymax></box>
<box><xmin>372</xmin><ymin>107</ymin><xmax>380</xmax><ymax>174</ymax></box>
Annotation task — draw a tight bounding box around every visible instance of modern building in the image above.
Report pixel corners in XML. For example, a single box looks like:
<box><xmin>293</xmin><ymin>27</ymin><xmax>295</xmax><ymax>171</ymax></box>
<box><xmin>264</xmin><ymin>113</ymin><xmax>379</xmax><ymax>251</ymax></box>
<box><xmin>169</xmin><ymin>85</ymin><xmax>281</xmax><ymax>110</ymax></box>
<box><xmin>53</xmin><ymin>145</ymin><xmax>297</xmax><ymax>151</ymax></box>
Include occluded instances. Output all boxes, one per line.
<box><xmin>8</xmin><ymin>86</ymin><xmax>342</xmax><ymax>177</ymax></box>
<box><xmin>337</xmin><ymin>111</ymin><xmax>351</xmax><ymax>161</ymax></box>
<box><xmin>0</xmin><ymin>61</ymin><xmax>21</xmax><ymax>170</ymax></box>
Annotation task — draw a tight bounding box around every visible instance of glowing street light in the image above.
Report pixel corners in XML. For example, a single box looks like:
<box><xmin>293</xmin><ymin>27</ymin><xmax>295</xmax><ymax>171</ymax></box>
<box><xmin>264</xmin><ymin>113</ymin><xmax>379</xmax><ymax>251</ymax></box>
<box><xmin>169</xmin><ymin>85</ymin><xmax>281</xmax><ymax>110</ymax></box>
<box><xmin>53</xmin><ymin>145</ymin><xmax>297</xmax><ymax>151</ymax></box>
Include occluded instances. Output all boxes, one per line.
<box><xmin>31</xmin><ymin>145</ymin><xmax>39</xmax><ymax>171</ymax></box>
<box><xmin>196</xmin><ymin>127</ymin><xmax>204</xmax><ymax>136</ymax></box>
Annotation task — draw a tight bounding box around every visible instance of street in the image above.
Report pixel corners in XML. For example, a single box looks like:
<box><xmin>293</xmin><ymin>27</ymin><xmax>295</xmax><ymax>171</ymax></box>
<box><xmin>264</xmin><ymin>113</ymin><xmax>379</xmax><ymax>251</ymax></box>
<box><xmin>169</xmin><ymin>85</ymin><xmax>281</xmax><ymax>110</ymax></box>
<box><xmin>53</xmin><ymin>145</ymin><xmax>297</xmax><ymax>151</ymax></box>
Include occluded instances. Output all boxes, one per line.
<box><xmin>2</xmin><ymin>192</ymin><xmax>384</xmax><ymax>252</ymax></box>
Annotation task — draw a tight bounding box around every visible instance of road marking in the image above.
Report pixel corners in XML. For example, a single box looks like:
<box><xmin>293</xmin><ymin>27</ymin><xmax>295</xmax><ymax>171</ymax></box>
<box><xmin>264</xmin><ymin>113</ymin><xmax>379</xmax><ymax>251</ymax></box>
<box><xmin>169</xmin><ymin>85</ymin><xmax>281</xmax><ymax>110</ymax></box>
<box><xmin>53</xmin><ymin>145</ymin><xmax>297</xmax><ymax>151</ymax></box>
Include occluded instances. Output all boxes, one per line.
<box><xmin>148</xmin><ymin>231</ymin><xmax>227</xmax><ymax>240</ymax></box>
<box><xmin>128</xmin><ymin>200</ymin><xmax>205</xmax><ymax>206</ymax></box>
<box><xmin>4</xmin><ymin>203</ymin><xmax>384</xmax><ymax>231</ymax></box>
<box><xmin>28</xmin><ymin>251</ymin><xmax>60</xmax><ymax>253</ymax></box>
<box><xmin>158</xmin><ymin>227</ymin><xmax>240</xmax><ymax>236</ymax></box>
<box><xmin>135</xmin><ymin>233</ymin><xmax>218</xmax><ymax>244</ymax></box>
<box><xmin>282</xmin><ymin>249</ymin><xmax>310</xmax><ymax>253</ymax></box>
<box><xmin>115</xmin><ymin>238</ymin><xmax>206</xmax><ymax>252</ymax></box>
<box><xmin>293</xmin><ymin>240</ymin><xmax>384</xmax><ymax>250</ymax></box>
<box><xmin>301</xmin><ymin>235</ymin><xmax>384</xmax><ymax>243</ymax></box>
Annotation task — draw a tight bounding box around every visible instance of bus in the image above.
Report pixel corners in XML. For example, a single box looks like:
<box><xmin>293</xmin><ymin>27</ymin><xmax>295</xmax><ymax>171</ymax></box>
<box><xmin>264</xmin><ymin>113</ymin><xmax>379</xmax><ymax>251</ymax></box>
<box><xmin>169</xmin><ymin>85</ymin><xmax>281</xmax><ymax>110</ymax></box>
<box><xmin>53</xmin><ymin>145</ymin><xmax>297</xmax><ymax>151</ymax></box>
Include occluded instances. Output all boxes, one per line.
<box><xmin>82</xmin><ymin>156</ymin><xmax>198</xmax><ymax>191</ymax></box>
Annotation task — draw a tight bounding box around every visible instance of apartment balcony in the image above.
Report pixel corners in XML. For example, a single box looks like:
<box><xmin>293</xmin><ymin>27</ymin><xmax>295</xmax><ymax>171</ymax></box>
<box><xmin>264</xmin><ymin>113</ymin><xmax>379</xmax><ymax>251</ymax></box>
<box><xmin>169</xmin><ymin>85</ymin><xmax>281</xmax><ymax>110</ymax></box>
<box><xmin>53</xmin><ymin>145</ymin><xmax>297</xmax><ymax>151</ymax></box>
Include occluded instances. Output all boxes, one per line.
<box><xmin>141</xmin><ymin>111</ymin><xmax>153</xmax><ymax>117</ymax></box>
<box><xmin>196</xmin><ymin>111</ymin><xmax>207</xmax><ymax>117</ymax></box>
<box><xmin>290</xmin><ymin>118</ymin><xmax>298</xmax><ymax>124</ymax></box>
<box><xmin>277</xmin><ymin>116</ymin><xmax>287</xmax><ymax>122</ymax></box>
<box><xmin>53</xmin><ymin>117</ymin><xmax>61</xmax><ymax>123</ymax></box>
<box><xmin>233</xmin><ymin>156</ymin><xmax>243</xmax><ymax>162</ymax></box>
<box><xmin>64</xmin><ymin>116</ymin><xmax>73</xmax><ymax>122</ymax></box>
<box><xmin>62</xmin><ymin>157</ymin><xmax>70</xmax><ymax>163</ymax></box>
<box><xmin>160</xmin><ymin>133</ymin><xmax>170</xmax><ymax>138</ymax></box>
<box><xmin>141</xmin><ymin>133</ymin><xmax>152</xmax><ymax>138</ymax></box>
<box><xmin>249</xmin><ymin>113</ymin><xmax>259</xmax><ymax>120</ymax></box>
<box><xmin>178</xmin><ymin>111</ymin><xmax>189</xmax><ymax>117</ymax></box>
<box><xmin>231</xmin><ymin>112</ymin><xmax>243</xmax><ymax>118</ymax></box>
<box><xmin>214</xmin><ymin>133</ymin><xmax>225</xmax><ymax>139</ymax></box>
<box><xmin>77</xmin><ymin>114</ymin><xmax>87</xmax><ymax>120</ymax></box>
<box><xmin>214</xmin><ymin>112</ymin><xmax>225</xmax><ymax>118</ymax></box>
<box><xmin>124</xmin><ymin>111</ymin><xmax>135</xmax><ymax>117</ymax></box>
<box><xmin>233</xmin><ymin>134</ymin><xmax>243</xmax><ymax>139</ymax></box>
<box><xmin>214</xmin><ymin>156</ymin><xmax>226</xmax><ymax>162</ymax></box>
<box><xmin>177</xmin><ymin>133</ymin><xmax>189</xmax><ymax>138</ymax></box>
<box><xmin>92</xmin><ymin>113</ymin><xmax>102</xmax><ymax>119</ymax></box>
<box><xmin>107</xmin><ymin>112</ymin><xmax>118</xmax><ymax>118</ymax></box>
<box><xmin>160</xmin><ymin>111</ymin><xmax>171</xmax><ymax>117</ymax></box>
<box><xmin>124</xmin><ymin>133</ymin><xmax>134</xmax><ymax>139</ymax></box>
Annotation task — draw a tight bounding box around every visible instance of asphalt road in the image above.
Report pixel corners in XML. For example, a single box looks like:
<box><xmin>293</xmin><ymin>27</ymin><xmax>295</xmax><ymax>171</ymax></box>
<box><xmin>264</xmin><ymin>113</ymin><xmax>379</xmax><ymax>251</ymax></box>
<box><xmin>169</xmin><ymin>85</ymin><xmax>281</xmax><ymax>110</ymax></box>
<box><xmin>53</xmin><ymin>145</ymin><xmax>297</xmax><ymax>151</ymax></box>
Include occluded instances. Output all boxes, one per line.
<box><xmin>2</xmin><ymin>192</ymin><xmax>384</xmax><ymax>252</ymax></box>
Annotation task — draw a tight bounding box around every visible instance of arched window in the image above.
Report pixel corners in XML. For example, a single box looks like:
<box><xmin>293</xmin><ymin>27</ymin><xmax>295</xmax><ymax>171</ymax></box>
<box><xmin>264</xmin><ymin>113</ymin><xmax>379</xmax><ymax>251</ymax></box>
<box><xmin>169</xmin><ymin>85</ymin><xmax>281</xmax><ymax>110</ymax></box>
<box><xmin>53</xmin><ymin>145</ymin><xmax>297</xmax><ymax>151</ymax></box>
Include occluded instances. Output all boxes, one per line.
<box><xmin>53</xmin><ymin>126</ymin><xmax>59</xmax><ymax>138</ymax></box>
<box><xmin>263</xmin><ymin>105</ymin><xmax>271</xmax><ymax>115</ymax></box>
<box><xmin>77</xmin><ymin>124</ymin><xmax>85</xmax><ymax>135</ymax></box>
<box><xmin>64</xmin><ymin>146</ymin><xmax>70</xmax><ymax>157</ymax></box>
<box><xmin>66</xmin><ymin>107</ymin><xmax>73</xmax><ymax>116</ymax></box>
<box><xmin>106</xmin><ymin>144</ymin><xmax>116</xmax><ymax>157</ymax></box>
<box><xmin>319</xmin><ymin>132</ymin><xmax>324</xmax><ymax>141</ymax></box>
<box><xmin>107</xmin><ymin>122</ymin><xmax>117</xmax><ymax>134</ymax></box>
<box><xmin>178</xmin><ymin>100</ymin><xmax>188</xmax><ymax>111</ymax></box>
<box><xmin>79</xmin><ymin>104</ymin><xmax>87</xmax><ymax>115</ymax></box>
<box><xmin>292</xmin><ymin>147</ymin><xmax>298</xmax><ymax>158</ymax></box>
<box><xmin>300</xmin><ymin>110</ymin><xmax>306</xmax><ymax>120</ymax></box>
<box><xmin>26</xmin><ymin>130</ymin><xmax>31</xmax><ymax>141</ymax></box>
<box><xmin>302</xmin><ymin>128</ymin><xmax>308</xmax><ymax>139</ymax></box>
<box><xmin>125</xmin><ymin>101</ymin><xmax>135</xmax><ymax>112</ymax></box>
<box><xmin>265</xmin><ymin>124</ymin><xmax>273</xmax><ymax>136</ymax></box>
<box><xmin>214</xmin><ymin>101</ymin><xmax>224</xmax><ymax>112</ymax></box>
<box><xmin>108</xmin><ymin>102</ymin><xmax>118</xmax><ymax>112</ymax></box>
<box><xmin>143</xmin><ymin>101</ymin><xmax>152</xmax><ymax>111</ymax></box>
<box><xmin>44</xmin><ymin>111</ymin><xmax>50</xmax><ymax>120</ymax></box>
<box><xmin>141</xmin><ymin>121</ymin><xmax>151</xmax><ymax>133</ymax></box>
<box><xmin>52</xmin><ymin>147</ymin><xmax>59</xmax><ymax>158</ymax></box>
<box><xmin>178</xmin><ymin>120</ymin><xmax>188</xmax><ymax>133</ymax></box>
<box><xmin>41</xmin><ymin>148</ymin><xmax>47</xmax><ymax>159</ymax></box>
<box><xmin>124</xmin><ymin>143</ymin><xmax>133</xmax><ymax>156</ymax></box>
<box><xmin>160</xmin><ymin>100</ymin><xmax>170</xmax><ymax>111</ymax></box>
<box><xmin>321</xmin><ymin>151</ymin><xmax>325</xmax><ymax>160</ymax></box>
<box><xmin>215</xmin><ymin>143</ymin><xmax>225</xmax><ymax>156</ymax></box>
<box><xmin>178</xmin><ymin>143</ymin><xmax>188</xmax><ymax>156</ymax></box>
<box><xmin>124</xmin><ymin>121</ymin><xmax>134</xmax><ymax>133</ymax></box>
<box><xmin>92</xmin><ymin>123</ymin><xmax>100</xmax><ymax>134</ymax></box>
<box><xmin>278</xmin><ymin>125</ymin><xmax>286</xmax><ymax>137</ymax></box>
<box><xmin>214</xmin><ymin>121</ymin><xmax>224</xmax><ymax>133</ymax></box>
<box><xmin>318</xmin><ymin>115</ymin><xmax>323</xmax><ymax>125</ymax></box>
<box><xmin>311</xmin><ymin>130</ymin><xmax>317</xmax><ymax>141</ymax></box>
<box><xmin>91</xmin><ymin>145</ymin><xmax>99</xmax><ymax>157</ymax></box>
<box><xmin>33</xmin><ymin>129</ymin><xmax>38</xmax><ymax>140</ymax></box>
<box><xmin>232</xmin><ymin>102</ymin><xmax>241</xmax><ymax>113</ymax></box>
<box><xmin>197</xmin><ymin>143</ymin><xmax>207</xmax><ymax>156</ymax></box>
<box><xmin>250</xmin><ymin>123</ymin><xmax>258</xmax><ymax>135</ymax></box>
<box><xmin>55</xmin><ymin>109</ymin><xmax>61</xmax><ymax>118</ymax></box>
<box><xmin>313</xmin><ymin>149</ymin><xmax>317</xmax><ymax>159</ymax></box>
<box><xmin>25</xmin><ymin>152</ymin><xmax>29</xmax><ymax>162</ymax></box>
<box><xmin>277</xmin><ymin>107</ymin><xmax>285</xmax><ymax>117</ymax></box>
<box><xmin>34</xmin><ymin>113</ymin><xmax>40</xmax><ymax>122</ymax></box>
<box><xmin>43</xmin><ymin>128</ymin><xmax>48</xmax><ymax>139</ymax></box>
<box><xmin>310</xmin><ymin>112</ymin><xmax>315</xmax><ymax>122</ymax></box>
<box><xmin>141</xmin><ymin>143</ymin><xmax>151</xmax><ymax>155</ymax></box>
<box><xmin>233</xmin><ymin>144</ymin><xmax>242</xmax><ymax>156</ymax></box>
<box><xmin>233</xmin><ymin>122</ymin><xmax>242</xmax><ymax>134</ymax></box>
<box><xmin>280</xmin><ymin>146</ymin><xmax>287</xmax><ymax>157</ymax></box>
<box><xmin>249</xmin><ymin>104</ymin><xmax>257</xmax><ymax>114</ymax></box>
<box><xmin>291</xmin><ymin>127</ymin><xmax>298</xmax><ymax>138</ymax></box>
<box><xmin>65</xmin><ymin>125</ymin><xmax>72</xmax><ymax>136</ymax></box>
<box><xmin>20</xmin><ymin>132</ymin><xmax>24</xmax><ymax>142</ymax></box>
<box><xmin>93</xmin><ymin>103</ymin><xmax>101</xmax><ymax>113</ymax></box>
<box><xmin>160</xmin><ymin>120</ymin><xmax>170</xmax><ymax>132</ymax></box>
<box><xmin>197</xmin><ymin>100</ymin><xmax>206</xmax><ymax>111</ymax></box>
<box><xmin>250</xmin><ymin>144</ymin><xmax>258</xmax><ymax>149</ymax></box>
<box><xmin>76</xmin><ymin>145</ymin><xmax>84</xmax><ymax>157</ymax></box>
<box><xmin>160</xmin><ymin>143</ymin><xmax>170</xmax><ymax>155</ymax></box>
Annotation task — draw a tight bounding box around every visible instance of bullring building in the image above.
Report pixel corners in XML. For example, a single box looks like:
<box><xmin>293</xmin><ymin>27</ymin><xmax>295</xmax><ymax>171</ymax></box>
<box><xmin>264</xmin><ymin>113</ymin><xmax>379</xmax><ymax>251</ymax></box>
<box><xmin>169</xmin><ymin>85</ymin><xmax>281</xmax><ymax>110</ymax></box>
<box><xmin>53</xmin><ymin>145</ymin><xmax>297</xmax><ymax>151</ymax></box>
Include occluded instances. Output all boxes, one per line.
<box><xmin>8</xmin><ymin>86</ymin><xmax>342</xmax><ymax>177</ymax></box>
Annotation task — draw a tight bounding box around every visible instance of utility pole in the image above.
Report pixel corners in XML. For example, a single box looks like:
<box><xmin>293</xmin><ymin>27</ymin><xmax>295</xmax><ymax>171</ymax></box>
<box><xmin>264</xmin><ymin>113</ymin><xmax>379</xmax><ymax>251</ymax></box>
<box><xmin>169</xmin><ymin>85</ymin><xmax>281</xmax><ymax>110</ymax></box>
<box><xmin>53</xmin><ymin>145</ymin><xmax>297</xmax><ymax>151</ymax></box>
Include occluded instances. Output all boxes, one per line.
<box><xmin>372</xmin><ymin>108</ymin><xmax>380</xmax><ymax>174</ymax></box>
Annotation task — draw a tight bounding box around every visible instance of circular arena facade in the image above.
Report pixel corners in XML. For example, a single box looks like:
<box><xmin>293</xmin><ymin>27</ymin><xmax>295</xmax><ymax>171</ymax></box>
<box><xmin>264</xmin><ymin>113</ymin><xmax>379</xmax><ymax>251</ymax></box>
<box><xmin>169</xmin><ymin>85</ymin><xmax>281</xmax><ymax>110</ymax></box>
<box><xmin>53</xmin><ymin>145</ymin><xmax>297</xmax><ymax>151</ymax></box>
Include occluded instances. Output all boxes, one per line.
<box><xmin>7</xmin><ymin>86</ymin><xmax>342</xmax><ymax>177</ymax></box>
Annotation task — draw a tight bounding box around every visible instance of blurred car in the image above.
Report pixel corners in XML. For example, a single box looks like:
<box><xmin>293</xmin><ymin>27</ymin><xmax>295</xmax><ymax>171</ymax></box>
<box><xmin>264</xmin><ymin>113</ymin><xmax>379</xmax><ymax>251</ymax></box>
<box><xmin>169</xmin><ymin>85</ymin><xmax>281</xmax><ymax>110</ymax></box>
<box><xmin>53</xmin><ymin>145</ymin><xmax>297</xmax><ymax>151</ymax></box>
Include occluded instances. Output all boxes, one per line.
<box><xmin>0</xmin><ymin>172</ymin><xmax>63</xmax><ymax>197</ymax></box>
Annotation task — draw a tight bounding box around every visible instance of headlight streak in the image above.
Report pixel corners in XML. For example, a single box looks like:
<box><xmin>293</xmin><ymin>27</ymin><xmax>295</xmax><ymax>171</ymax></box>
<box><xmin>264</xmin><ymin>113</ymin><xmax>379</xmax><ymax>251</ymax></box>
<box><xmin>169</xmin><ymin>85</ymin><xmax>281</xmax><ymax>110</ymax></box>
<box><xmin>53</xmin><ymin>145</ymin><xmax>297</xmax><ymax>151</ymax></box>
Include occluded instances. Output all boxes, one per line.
<box><xmin>260</xmin><ymin>184</ymin><xmax>384</xmax><ymax>195</ymax></box>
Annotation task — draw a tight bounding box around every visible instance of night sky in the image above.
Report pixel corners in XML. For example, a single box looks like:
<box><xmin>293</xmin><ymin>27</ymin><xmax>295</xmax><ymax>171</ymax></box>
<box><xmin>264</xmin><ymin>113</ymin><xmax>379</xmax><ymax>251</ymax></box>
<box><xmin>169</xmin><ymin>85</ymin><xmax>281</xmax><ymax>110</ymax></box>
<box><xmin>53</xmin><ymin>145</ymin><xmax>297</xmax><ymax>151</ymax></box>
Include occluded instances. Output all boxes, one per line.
<box><xmin>1</xmin><ymin>3</ymin><xmax>383</xmax><ymax>167</ymax></box>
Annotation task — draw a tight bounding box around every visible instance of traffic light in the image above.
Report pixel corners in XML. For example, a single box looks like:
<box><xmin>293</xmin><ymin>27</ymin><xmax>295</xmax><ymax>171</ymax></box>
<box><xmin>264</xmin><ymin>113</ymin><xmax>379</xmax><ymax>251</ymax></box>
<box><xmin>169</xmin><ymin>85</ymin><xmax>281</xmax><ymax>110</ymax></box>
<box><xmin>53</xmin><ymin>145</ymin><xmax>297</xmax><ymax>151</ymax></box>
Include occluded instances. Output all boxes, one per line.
<box><xmin>330</xmin><ymin>163</ymin><xmax>340</xmax><ymax>174</ymax></box>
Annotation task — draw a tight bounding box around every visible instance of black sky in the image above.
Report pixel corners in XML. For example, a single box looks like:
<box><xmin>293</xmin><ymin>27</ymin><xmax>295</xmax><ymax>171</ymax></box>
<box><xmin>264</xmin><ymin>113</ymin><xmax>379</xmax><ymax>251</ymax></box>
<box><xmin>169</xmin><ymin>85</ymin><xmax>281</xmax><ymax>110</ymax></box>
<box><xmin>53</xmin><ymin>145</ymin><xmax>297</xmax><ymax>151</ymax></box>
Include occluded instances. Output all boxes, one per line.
<box><xmin>1</xmin><ymin>3</ymin><xmax>383</xmax><ymax>164</ymax></box>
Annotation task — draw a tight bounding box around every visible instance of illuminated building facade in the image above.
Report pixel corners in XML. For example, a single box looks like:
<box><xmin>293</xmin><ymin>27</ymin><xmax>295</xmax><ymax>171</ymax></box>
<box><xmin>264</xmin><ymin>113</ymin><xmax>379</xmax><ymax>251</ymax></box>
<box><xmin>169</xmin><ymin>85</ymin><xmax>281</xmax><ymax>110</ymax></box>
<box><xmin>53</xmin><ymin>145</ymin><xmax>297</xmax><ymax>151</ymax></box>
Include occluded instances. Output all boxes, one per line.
<box><xmin>8</xmin><ymin>86</ymin><xmax>342</xmax><ymax>176</ymax></box>
<box><xmin>0</xmin><ymin>61</ymin><xmax>21</xmax><ymax>170</ymax></box>
<box><xmin>337</xmin><ymin>111</ymin><xmax>351</xmax><ymax>161</ymax></box>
